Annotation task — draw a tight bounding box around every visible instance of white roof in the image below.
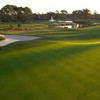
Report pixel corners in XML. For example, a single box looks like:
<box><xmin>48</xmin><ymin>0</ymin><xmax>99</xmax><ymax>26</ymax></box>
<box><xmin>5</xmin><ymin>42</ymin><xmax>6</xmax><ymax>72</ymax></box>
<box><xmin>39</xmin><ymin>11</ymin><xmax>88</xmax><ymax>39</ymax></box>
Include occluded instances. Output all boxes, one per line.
<box><xmin>58</xmin><ymin>21</ymin><xmax>73</xmax><ymax>23</ymax></box>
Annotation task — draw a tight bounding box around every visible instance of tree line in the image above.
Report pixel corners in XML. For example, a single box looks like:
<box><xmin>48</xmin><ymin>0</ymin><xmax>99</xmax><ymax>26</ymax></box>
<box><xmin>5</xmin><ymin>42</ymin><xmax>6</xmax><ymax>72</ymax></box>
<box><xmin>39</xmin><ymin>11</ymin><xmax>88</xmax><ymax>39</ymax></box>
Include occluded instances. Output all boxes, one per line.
<box><xmin>0</xmin><ymin>5</ymin><xmax>100</xmax><ymax>23</ymax></box>
<box><xmin>34</xmin><ymin>9</ymin><xmax>100</xmax><ymax>20</ymax></box>
<box><xmin>0</xmin><ymin>5</ymin><xmax>32</xmax><ymax>22</ymax></box>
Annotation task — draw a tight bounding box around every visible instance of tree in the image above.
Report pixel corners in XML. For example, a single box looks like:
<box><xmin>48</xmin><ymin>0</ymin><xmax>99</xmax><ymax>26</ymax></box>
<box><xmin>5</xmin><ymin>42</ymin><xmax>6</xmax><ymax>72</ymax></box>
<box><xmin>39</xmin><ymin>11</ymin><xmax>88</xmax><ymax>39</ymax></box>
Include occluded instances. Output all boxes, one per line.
<box><xmin>82</xmin><ymin>9</ymin><xmax>91</xmax><ymax>19</ymax></box>
<box><xmin>16</xmin><ymin>7</ymin><xmax>25</xmax><ymax>22</ymax></box>
<box><xmin>0</xmin><ymin>5</ymin><xmax>33</xmax><ymax>22</ymax></box>
<box><xmin>46</xmin><ymin>12</ymin><xmax>55</xmax><ymax>19</ymax></box>
<box><xmin>60</xmin><ymin>10</ymin><xmax>68</xmax><ymax>14</ymax></box>
<box><xmin>55</xmin><ymin>10</ymin><xmax>59</xmax><ymax>14</ymax></box>
<box><xmin>72</xmin><ymin>9</ymin><xmax>91</xmax><ymax>19</ymax></box>
<box><xmin>93</xmin><ymin>10</ymin><xmax>99</xmax><ymax>19</ymax></box>
<box><xmin>0</xmin><ymin>10</ymin><xmax>2</xmax><ymax>22</ymax></box>
<box><xmin>72</xmin><ymin>10</ymin><xmax>83</xmax><ymax>19</ymax></box>
<box><xmin>1</xmin><ymin>5</ymin><xmax>16</xmax><ymax>22</ymax></box>
<box><xmin>24</xmin><ymin>7</ymin><xmax>32</xmax><ymax>22</ymax></box>
<box><xmin>16</xmin><ymin>7</ymin><xmax>32</xmax><ymax>22</ymax></box>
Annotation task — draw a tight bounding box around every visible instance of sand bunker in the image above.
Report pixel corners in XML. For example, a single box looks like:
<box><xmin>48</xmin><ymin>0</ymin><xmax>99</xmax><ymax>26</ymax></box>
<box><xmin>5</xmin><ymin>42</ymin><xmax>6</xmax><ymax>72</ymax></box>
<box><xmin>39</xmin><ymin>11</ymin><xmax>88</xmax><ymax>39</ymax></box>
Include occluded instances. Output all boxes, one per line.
<box><xmin>0</xmin><ymin>35</ymin><xmax>41</xmax><ymax>46</ymax></box>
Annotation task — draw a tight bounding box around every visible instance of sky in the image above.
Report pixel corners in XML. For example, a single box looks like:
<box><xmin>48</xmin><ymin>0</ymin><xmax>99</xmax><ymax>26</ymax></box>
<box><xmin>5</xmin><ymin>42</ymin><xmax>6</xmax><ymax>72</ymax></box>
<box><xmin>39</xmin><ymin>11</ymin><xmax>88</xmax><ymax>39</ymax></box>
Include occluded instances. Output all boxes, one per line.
<box><xmin>0</xmin><ymin>0</ymin><xmax>100</xmax><ymax>14</ymax></box>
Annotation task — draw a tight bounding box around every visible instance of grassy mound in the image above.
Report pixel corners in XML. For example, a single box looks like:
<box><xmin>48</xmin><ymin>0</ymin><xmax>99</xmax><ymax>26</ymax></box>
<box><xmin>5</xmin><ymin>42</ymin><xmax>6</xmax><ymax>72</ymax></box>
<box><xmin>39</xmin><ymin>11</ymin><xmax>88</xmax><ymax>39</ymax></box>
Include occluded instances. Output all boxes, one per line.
<box><xmin>0</xmin><ymin>24</ymin><xmax>100</xmax><ymax>100</ymax></box>
<box><xmin>0</xmin><ymin>36</ymin><xmax>5</xmax><ymax>40</ymax></box>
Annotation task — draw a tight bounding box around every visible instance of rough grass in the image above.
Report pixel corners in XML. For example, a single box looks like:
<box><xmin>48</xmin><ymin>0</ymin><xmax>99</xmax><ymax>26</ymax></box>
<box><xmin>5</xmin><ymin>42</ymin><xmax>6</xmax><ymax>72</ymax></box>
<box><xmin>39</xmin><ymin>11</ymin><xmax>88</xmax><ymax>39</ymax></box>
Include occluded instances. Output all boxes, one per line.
<box><xmin>0</xmin><ymin>24</ymin><xmax>100</xmax><ymax>100</ymax></box>
<box><xmin>0</xmin><ymin>36</ymin><xmax>5</xmax><ymax>40</ymax></box>
<box><xmin>0</xmin><ymin>20</ymin><xmax>49</xmax><ymax>30</ymax></box>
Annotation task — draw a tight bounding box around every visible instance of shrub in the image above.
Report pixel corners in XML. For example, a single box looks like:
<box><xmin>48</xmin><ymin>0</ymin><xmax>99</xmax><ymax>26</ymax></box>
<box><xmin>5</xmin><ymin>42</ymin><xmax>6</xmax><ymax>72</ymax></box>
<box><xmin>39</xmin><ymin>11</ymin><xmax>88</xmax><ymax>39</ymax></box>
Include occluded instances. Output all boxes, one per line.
<box><xmin>9</xmin><ymin>24</ymin><xmax>14</xmax><ymax>30</ymax></box>
<box><xmin>18</xmin><ymin>24</ymin><xmax>21</xmax><ymax>28</ymax></box>
<box><xmin>17</xmin><ymin>24</ymin><xmax>22</xmax><ymax>30</ymax></box>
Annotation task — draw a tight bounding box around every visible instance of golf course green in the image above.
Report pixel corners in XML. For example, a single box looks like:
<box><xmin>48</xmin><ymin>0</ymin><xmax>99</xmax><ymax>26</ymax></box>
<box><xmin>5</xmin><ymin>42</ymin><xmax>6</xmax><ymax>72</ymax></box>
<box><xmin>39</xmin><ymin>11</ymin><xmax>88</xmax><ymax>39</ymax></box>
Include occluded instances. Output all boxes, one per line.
<box><xmin>0</xmin><ymin>24</ymin><xmax>100</xmax><ymax>100</ymax></box>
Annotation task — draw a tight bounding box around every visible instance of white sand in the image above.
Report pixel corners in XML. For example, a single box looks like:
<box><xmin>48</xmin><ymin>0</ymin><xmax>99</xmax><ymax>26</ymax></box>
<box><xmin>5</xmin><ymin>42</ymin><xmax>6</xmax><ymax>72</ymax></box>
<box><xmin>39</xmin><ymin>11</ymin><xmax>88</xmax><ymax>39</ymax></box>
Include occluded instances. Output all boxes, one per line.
<box><xmin>0</xmin><ymin>35</ymin><xmax>41</xmax><ymax>47</ymax></box>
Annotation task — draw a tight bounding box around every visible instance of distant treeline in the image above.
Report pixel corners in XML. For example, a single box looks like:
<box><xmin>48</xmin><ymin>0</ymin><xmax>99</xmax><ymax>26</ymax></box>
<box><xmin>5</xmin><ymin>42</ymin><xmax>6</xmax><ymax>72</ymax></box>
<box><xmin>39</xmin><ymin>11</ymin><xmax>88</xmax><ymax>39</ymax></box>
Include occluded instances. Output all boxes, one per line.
<box><xmin>0</xmin><ymin>5</ymin><xmax>32</xmax><ymax>23</ymax></box>
<box><xmin>0</xmin><ymin>5</ymin><xmax>100</xmax><ymax>23</ymax></box>
<box><xmin>34</xmin><ymin>9</ymin><xmax>100</xmax><ymax>20</ymax></box>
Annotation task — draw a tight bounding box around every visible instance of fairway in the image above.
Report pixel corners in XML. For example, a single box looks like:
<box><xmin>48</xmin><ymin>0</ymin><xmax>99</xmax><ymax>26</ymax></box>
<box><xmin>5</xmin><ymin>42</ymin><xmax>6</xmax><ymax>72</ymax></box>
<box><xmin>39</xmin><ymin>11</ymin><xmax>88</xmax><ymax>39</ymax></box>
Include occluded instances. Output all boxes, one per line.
<box><xmin>0</xmin><ymin>25</ymin><xmax>100</xmax><ymax>100</ymax></box>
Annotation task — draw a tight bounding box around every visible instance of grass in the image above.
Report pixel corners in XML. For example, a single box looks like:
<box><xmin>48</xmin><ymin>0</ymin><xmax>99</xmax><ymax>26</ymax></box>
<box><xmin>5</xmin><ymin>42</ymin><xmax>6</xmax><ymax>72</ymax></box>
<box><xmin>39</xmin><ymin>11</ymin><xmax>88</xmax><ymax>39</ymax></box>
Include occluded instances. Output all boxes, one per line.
<box><xmin>90</xmin><ymin>19</ymin><xmax>100</xmax><ymax>23</ymax></box>
<box><xmin>0</xmin><ymin>20</ymin><xmax>49</xmax><ymax>30</ymax></box>
<box><xmin>0</xmin><ymin>23</ymin><xmax>100</xmax><ymax>100</ymax></box>
<box><xmin>0</xmin><ymin>36</ymin><xmax>5</xmax><ymax>40</ymax></box>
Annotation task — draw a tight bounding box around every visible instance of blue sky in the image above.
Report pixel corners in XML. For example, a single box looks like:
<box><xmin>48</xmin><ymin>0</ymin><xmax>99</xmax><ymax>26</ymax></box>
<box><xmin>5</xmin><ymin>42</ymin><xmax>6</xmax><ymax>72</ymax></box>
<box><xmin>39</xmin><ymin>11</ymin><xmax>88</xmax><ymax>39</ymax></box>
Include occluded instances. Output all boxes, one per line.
<box><xmin>0</xmin><ymin>0</ymin><xmax>100</xmax><ymax>14</ymax></box>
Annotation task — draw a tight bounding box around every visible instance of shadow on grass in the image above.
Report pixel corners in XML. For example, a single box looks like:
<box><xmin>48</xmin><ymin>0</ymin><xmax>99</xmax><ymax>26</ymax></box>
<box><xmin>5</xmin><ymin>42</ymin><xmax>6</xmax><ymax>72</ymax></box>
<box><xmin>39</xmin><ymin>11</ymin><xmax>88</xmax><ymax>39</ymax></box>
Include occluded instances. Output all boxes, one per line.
<box><xmin>0</xmin><ymin>43</ymin><xmax>100</xmax><ymax>76</ymax></box>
